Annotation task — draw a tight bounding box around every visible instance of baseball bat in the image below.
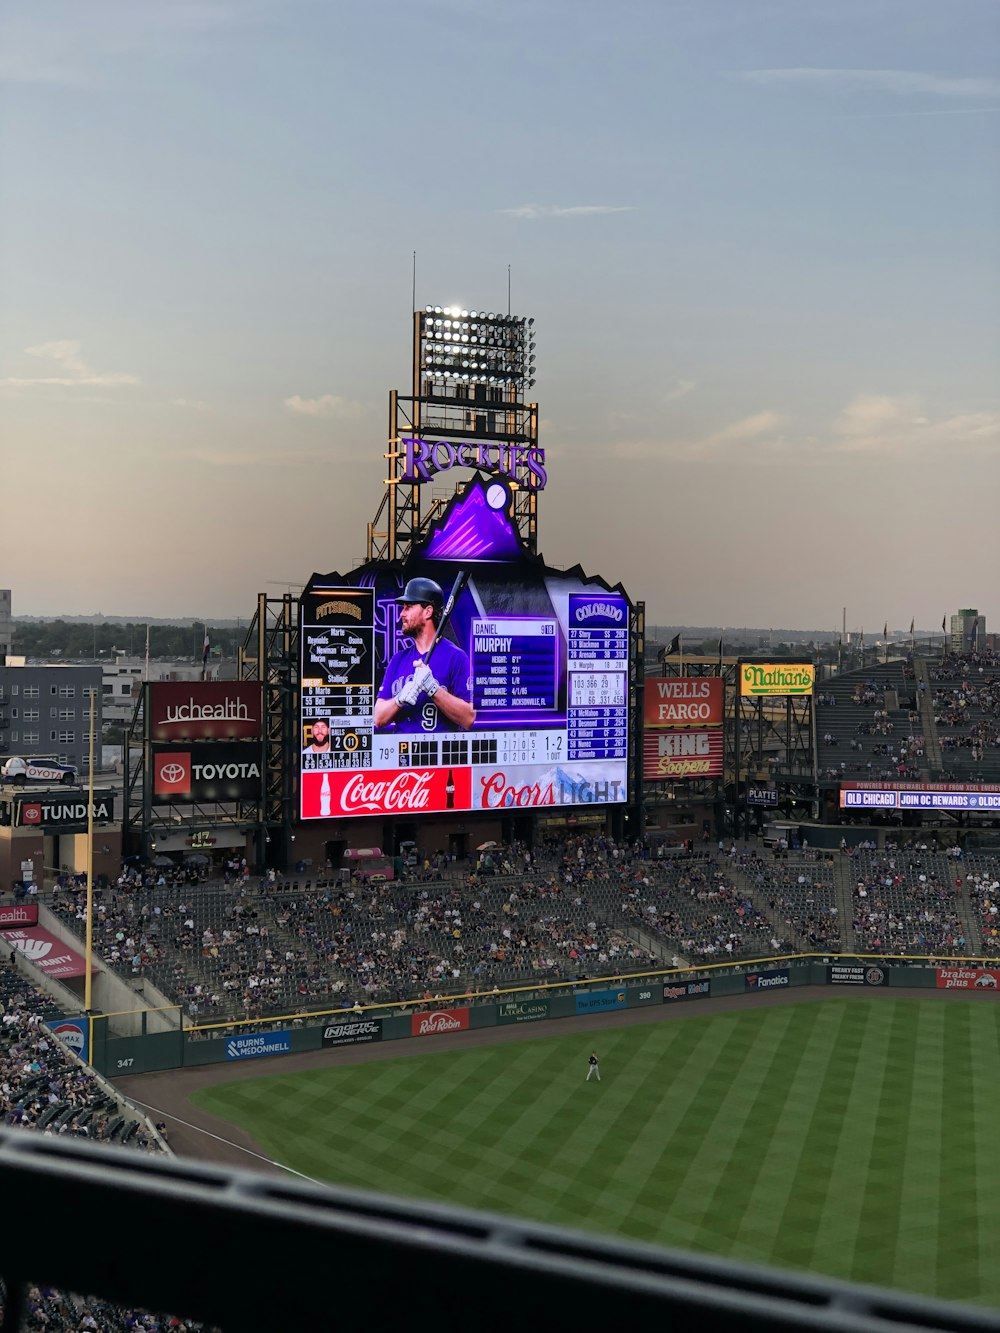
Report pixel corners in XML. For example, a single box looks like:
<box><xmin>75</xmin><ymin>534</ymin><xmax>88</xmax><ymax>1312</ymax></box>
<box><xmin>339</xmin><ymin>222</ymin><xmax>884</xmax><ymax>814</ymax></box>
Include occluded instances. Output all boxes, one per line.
<box><xmin>423</xmin><ymin>570</ymin><xmax>469</xmax><ymax>671</ymax></box>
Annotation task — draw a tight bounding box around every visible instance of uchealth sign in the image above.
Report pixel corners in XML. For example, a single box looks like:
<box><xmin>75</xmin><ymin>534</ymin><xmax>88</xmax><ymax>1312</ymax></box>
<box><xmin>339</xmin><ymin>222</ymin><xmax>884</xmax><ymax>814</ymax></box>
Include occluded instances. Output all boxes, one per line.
<box><xmin>148</xmin><ymin>681</ymin><xmax>263</xmax><ymax>742</ymax></box>
<box><xmin>15</xmin><ymin>792</ymin><xmax>114</xmax><ymax>832</ymax></box>
<box><xmin>152</xmin><ymin>744</ymin><xmax>263</xmax><ymax>803</ymax></box>
<box><xmin>411</xmin><ymin>1008</ymin><xmax>470</xmax><ymax>1037</ymax></box>
<box><xmin>936</xmin><ymin>967</ymin><xmax>1000</xmax><ymax>990</ymax></box>
<box><xmin>644</xmin><ymin>678</ymin><xmax>723</xmax><ymax>728</ymax></box>
<box><xmin>644</xmin><ymin>730</ymin><xmax>723</xmax><ymax>781</ymax></box>
<box><xmin>0</xmin><ymin>903</ymin><xmax>39</xmax><ymax>928</ymax></box>
<box><xmin>5</xmin><ymin>927</ymin><xmax>91</xmax><ymax>978</ymax></box>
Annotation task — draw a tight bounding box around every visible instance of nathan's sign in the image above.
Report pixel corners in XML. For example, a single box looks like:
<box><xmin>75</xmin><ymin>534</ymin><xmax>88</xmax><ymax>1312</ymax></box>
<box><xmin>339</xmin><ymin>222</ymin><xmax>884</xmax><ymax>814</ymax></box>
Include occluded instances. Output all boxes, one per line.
<box><xmin>152</xmin><ymin>744</ymin><xmax>263</xmax><ymax>803</ymax></box>
<box><xmin>644</xmin><ymin>678</ymin><xmax>723</xmax><ymax>728</ymax></box>
<box><xmin>401</xmin><ymin>436</ymin><xmax>547</xmax><ymax>491</ymax></box>
<box><xmin>148</xmin><ymin>682</ymin><xmax>263</xmax><ymax>742</ymax></box>
<box><xmin>643</xmin><ymin>730</ymin><xmax>723</xmax><ymax>781</ymax></box>
<box><xmin>739</xmin><ymin>663</ymin><xmax>814</xmax><ymax>697</ymax></box>
<box><xmin>15</xmin><ymin>793</ymin><xmax>114</xmax><ymax>831</ymax></box>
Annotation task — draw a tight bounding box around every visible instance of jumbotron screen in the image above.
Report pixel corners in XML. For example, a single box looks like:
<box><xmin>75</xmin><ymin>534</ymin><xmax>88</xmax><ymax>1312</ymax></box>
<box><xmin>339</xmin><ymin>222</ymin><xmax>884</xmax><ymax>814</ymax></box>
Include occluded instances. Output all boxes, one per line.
<box><xmin>299</xmin><ymin>561</ymin><xmax>630</xmax><ymax>819</ymax></box>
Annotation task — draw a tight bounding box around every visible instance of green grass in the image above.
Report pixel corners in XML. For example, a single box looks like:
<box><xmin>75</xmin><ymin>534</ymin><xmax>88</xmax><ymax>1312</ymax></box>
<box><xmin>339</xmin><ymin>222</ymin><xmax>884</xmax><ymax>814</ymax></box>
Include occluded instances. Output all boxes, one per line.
<box><xmin>191</xmin><ymin>999</ymin><xmax>1000</xmax><ymax>1305</ymax></box>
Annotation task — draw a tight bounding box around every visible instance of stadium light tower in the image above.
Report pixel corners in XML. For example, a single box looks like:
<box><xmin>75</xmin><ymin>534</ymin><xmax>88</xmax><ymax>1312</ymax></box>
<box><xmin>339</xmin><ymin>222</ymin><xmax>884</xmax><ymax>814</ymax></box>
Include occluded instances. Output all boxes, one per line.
<box><xmin>367</xmin><ymin>304</ymin><xmax>540</xmax><ymax>561</ymax></box>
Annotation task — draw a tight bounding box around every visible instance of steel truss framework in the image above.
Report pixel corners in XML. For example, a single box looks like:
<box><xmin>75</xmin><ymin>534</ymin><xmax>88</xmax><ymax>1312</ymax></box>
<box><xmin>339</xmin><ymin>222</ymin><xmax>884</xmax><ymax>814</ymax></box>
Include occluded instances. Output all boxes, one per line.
<box><xmin>122</xmin><ymin>595</ymin><xmax>296</xmax><ymax>868</ymax></box>
<box><xmin>643</xmin><ymin>654</ymin><xmax>818</xmax><ymax>835</ymax></box>
<box><xmin>367</xmin><ymin>310</ymin><xmax>540</xmax><ymax>562</ymax></box>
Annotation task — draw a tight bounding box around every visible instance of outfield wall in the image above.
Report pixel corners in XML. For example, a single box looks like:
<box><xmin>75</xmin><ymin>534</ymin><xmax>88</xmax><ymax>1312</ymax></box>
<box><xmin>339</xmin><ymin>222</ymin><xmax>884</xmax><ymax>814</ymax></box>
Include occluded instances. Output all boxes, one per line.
<box><xmin>84</xmin><ymin>954</ymin><xmax>997</xmax><ymax>1080</ymax></box>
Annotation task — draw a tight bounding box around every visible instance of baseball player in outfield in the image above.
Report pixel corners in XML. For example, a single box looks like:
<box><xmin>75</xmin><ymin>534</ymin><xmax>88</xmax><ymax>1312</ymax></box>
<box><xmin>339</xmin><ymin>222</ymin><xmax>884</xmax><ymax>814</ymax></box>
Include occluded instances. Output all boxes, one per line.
<box><xmin>586</xmin><ymin>1051</ymin><xmax>601</xmax><ymax>1082</ymax></box>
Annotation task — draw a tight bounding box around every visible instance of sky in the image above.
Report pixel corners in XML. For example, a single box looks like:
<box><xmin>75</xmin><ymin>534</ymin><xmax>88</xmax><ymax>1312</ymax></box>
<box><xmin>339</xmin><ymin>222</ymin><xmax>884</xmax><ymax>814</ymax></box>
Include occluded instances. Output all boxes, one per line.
<box><xmin>2</xmin><ymin>0</ymin><xmax>998</xmax><ymax>635</ymax></box>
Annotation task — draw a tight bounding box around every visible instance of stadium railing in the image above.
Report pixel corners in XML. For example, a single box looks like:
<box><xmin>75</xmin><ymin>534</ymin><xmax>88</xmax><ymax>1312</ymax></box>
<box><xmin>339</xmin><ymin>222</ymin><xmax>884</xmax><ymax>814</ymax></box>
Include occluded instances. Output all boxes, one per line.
<box><xmin>1</xmin><ymin>1127</ymin><xmax>997</xmax><ymax>1333</ymax></box>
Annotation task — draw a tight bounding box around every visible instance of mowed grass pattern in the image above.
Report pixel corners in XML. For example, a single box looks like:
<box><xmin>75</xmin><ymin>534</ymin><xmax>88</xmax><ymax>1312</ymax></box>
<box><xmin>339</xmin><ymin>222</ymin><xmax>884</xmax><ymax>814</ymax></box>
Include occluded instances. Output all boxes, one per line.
<box><xmin>191</xmin><ymin>999</ymin><xmax>1000</xmax><ymax>1304</ymax></box>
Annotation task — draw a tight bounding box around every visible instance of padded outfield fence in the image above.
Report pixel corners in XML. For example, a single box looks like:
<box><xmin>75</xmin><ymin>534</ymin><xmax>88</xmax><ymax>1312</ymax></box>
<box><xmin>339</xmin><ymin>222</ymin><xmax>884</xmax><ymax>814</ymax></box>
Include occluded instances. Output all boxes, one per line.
<box><xmin>79</xmin><ymin>953</ymin><xmax>1000</xmax><ymax>1079</ymax></box>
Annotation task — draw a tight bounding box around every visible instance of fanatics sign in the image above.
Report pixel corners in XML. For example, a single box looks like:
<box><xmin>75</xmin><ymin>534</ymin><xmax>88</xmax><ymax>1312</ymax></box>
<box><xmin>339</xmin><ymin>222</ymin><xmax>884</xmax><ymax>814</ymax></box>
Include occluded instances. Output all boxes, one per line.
<box><xmin>148</xmin><ymin>682</ymin><xmax>263</xmax><ymax>742</ymax></box>
<box><xmin>644</xmin><ymin>678</ymin><xmax>723</xmax><ymax>728</ymax></box>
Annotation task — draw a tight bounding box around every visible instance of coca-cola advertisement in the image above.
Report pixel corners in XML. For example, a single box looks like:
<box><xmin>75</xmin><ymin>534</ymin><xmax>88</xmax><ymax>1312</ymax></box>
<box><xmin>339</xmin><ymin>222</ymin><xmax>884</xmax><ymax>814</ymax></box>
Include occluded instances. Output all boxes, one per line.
<box><xmin>298</xmin><ymin>507</ymin><xmax>632</xmax><ymax>821</ymax></box>
<box><xmin>411</xmin><ymin>1008</ymin><xmax>471</xmax><ymax>1037</ymax></box>
<box><xmin>301</xmin><ymin>767</ymin><xmax>471</xmax><ymax>818</ymax></box>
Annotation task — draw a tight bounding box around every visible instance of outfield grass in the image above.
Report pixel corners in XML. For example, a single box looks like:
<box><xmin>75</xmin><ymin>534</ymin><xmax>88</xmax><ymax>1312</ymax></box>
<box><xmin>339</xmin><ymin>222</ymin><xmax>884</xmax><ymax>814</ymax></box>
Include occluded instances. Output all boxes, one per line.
<box><xmin>191</xmin><ymin>998</ymin><xmax>1000</xmax><ymax>1305</ymax></box>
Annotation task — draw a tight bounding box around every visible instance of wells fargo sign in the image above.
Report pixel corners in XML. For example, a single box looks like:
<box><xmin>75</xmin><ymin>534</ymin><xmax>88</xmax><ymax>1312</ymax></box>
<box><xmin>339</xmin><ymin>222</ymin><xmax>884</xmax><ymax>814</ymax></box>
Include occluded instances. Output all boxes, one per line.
<box><xmin>739</xmin><ymin>662</ymin><xmax>814</xmax><ymax>697</ymax></box>
<box><xmin>643</xmin><ymin>678</ymin><xmax>723</xmax><ymax>728</ymax></box>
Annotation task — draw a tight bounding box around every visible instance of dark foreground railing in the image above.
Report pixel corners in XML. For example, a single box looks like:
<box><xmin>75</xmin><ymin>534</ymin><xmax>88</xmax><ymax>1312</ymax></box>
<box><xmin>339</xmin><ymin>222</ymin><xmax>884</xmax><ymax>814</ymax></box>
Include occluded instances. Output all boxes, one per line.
<box><xmin>0</xmin><ymin>1129</ymin><xmax>997</xmax><ymax>1332</ymax></box>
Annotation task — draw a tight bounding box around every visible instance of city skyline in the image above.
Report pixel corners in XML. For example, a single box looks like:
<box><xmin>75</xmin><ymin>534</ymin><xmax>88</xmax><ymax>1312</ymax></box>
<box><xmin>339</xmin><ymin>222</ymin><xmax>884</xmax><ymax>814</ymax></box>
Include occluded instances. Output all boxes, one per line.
<box><xmin>2</xmin><ymin>0</ymin><xmax>998</xmax><ymax>630</ymax></box>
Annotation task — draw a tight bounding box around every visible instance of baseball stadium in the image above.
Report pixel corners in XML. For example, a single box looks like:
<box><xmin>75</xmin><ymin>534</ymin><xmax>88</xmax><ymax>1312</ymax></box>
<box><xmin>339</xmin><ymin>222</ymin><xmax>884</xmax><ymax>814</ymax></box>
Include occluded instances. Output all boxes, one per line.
<box><xmin>2</xmin><ymin>304</ymin><xmax>1000</xmax><ymax>1331</ymax></box>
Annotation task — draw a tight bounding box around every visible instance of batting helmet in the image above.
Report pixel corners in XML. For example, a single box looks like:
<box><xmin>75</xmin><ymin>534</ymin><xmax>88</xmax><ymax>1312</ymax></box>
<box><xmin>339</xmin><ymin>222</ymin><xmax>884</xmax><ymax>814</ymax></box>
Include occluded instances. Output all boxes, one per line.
<box><xmin>395</xmin><ymin>577</ymin><xmax>444</xmax><ymax>608</ymax></box>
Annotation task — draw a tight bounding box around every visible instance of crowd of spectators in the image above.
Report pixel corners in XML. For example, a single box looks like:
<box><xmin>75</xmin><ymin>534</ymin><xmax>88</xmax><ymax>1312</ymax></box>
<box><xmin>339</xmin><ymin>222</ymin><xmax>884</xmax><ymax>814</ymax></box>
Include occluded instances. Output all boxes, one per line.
<box><xmin>850</xmin><ymin>851</ymin><xmax>968</xmax><ymax>955</ymax></box>
<box><xmin>0</xmin><ymin>957</ymin><xmax>214</xmax><ymax>1332</ymax></box>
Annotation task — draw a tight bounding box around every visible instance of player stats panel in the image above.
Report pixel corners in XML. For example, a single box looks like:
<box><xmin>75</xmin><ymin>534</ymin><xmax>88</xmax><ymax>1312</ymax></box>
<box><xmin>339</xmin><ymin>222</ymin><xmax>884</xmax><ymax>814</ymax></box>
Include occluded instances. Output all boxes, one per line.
<box><xmin>566</xmin><ymin>593</ymin><xmax>628</xmax><ymax>762</ymax></box>
<box><xmin>471</xmin><ymin>617</ymin><xmax>559</xmax><ymax>713</ymax></box>
<box><xmin>300</xmin><ymin>587</ymin><xmax>374</xmax><ymax>771</ymax></box>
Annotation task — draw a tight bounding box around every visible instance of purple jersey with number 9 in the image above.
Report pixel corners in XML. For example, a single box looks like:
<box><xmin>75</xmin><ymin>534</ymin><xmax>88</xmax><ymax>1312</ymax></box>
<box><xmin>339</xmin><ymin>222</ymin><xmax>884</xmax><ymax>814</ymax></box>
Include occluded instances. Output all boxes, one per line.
<box><xmin>377</xmin><ymin>639</ymin><xmax>473</xmax><ymax>732</ymax></box>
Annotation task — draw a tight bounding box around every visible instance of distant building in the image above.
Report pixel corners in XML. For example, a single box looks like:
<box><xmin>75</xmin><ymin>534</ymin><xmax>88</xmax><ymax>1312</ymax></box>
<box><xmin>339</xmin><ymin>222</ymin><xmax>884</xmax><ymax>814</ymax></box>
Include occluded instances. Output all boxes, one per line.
<box><xmin>0</xmin><ymin>663</ymin><xmax>103</xmax><ymax>773</ymax></box>
<box><xmin>950</xmin><ymin>609</ymin><xmax>986</xmax><ymax>653</ymax></box>
<box><xmin>0</xmin><ymin>590</ymin><xmax>11</xmax><ymax>662</ymax></box>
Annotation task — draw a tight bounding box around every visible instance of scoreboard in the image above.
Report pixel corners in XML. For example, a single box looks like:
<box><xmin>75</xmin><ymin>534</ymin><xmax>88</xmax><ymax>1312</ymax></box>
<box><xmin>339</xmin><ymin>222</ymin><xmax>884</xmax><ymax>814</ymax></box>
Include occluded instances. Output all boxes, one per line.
<box><xmin>299</xmin><ymin>570</ymin><xmax>631</xmax><ymax>819</ymax></box>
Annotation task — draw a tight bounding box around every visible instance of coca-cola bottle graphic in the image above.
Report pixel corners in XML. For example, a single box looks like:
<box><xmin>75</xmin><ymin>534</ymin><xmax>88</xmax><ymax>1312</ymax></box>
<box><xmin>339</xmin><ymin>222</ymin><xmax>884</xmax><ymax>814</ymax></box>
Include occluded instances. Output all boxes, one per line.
<box><xmin>320</xmin><ymin>771</ymin><xmax>332</xmax><ymax>817</ymax></box>
<box><xmin>445</xmin><ymin>769</ymin><xmax>455</xmax><ymax>810</ymax></box>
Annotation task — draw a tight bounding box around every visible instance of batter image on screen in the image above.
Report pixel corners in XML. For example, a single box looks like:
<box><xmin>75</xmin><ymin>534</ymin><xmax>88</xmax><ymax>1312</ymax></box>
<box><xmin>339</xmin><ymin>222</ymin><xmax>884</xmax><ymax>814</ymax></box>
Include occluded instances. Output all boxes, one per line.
<box><xmin>373</xmin><ymin>577</ymin><xmax>476</xmax><ymax>733</ymax></box>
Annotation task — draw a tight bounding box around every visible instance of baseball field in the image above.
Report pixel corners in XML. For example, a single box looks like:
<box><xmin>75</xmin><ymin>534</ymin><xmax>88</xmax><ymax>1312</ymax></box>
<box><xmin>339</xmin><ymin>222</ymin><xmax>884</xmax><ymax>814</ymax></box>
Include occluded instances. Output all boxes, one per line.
<box><xmin>189</xmin><ymin>996</ymin><xmax>1000</xmax><ymax>1305</ymax></box>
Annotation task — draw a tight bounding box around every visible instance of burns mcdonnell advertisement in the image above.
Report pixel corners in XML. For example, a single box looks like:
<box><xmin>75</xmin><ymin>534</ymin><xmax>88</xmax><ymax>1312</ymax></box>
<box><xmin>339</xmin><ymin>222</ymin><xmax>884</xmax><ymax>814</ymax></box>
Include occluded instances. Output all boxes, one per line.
<box><xmin>152</xmin><ymin>744</ymin><xmax>263</xmax><ymax>803</ymax></box>
<box><xmin>148</xmin><ymin>682</ymin><xmax>263</xmax><ymax>743</ymax></box>
<box><xmin>644</xmin><ymin>678</ymin><xmax>723</xmax><ymax>728</ymax></box>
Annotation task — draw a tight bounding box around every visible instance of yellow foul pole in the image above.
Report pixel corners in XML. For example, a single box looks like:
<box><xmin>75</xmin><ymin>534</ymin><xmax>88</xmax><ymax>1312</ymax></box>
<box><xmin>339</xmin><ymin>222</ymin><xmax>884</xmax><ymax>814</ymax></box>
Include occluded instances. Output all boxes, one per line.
<box><xmin>84</xmin><ymin>687</ymin><xmax>95</xmax><ymax>1012</ymax></box>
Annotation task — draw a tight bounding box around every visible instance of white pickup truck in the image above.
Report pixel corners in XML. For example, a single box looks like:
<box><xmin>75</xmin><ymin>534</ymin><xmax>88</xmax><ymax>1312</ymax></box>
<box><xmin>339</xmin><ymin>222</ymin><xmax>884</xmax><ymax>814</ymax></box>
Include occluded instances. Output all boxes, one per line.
<box><xmin>1</xmin><ymin>756</ymin><xmax>78</xmax><ymax>785</ymax></box>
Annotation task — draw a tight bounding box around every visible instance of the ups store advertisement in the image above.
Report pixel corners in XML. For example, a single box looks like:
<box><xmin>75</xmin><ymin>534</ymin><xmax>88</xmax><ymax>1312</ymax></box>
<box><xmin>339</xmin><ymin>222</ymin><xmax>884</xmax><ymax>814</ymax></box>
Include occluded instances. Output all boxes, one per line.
<box><xmin>152</xmin><ymin>744</ymin><xmax>263</xmax><ymax>803</ymax></box>
<box><xmin>14</xmin><ymin>791</ymin><xmax>115</xmax><ymax>833</ymax></box>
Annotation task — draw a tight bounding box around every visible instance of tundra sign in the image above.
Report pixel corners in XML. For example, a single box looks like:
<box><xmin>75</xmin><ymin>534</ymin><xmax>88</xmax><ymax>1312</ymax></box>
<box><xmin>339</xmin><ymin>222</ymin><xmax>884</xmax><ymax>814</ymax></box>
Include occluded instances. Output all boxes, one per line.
<box><xmin>152</xmin><ymin>745</ymin><xmax>263</xmax><ymax>803</ymax></box>
<box><xmin>15</xmin><ymin>792</ymin><xmax>114</xmax><ymax>832</ymax></box>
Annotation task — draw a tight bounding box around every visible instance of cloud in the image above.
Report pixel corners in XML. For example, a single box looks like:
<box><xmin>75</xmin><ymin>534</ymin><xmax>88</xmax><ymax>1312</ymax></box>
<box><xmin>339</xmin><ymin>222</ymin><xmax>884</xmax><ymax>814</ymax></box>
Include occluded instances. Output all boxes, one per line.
<box><xmin>831</xmin><ymin>395</ymin><xmax>1000</xmax><ymax>456</ymax></box>
<box><xmin>499</xmin><ymin>203</ymin><xmax>636</xmax><ymax>221</ymax></box>
<box><xmin>171</xmin><ymin>397</ymin><xmax>211</xmax><ymax>412</ymax></box>
<box><xmin>613</xmin><ymin>396</ymin><xmax>1000</xmax><ymax>466</ymax></box>
<box><xmin>743</xmin><ymin>68</ymin><xmax>1000</xmax><ymax>100</ymax></box>
<box><xmin>1</xmin><ymin>340</ymin><xmax>139</xmax><ymax>388</ymax></box>
<box><xmin>283</xmin><ymin>393</ymin><xmax>364</xmax><ymax>419</ymax></box>
<box><xmin>663</xmin><ymin>379</ymin><xmax>696</xmax><ymax>404</ymax></box>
